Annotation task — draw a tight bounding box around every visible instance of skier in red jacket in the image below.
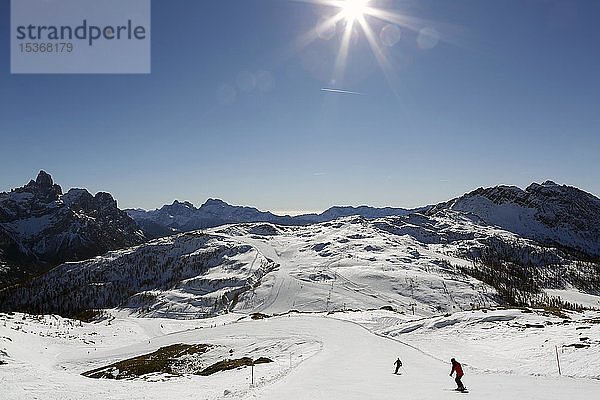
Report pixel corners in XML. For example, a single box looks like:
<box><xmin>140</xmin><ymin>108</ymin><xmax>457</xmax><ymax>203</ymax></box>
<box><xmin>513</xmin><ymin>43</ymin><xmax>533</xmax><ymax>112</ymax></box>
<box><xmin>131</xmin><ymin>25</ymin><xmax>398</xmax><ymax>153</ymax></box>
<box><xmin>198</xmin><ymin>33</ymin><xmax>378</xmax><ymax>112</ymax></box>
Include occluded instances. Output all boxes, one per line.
<box><xmin>450</xmin><ymin>358</ymin><xmax>466</xmax><ymax>391</ymax></box>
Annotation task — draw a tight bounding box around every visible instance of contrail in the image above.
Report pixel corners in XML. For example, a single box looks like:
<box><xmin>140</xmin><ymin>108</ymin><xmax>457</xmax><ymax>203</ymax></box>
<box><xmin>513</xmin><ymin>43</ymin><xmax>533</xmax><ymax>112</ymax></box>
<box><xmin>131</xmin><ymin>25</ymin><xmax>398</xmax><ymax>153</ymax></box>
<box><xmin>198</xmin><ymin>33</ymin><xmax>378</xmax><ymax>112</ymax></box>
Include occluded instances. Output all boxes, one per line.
<box><xmin>321</xmin><ymin>87</ymin><xmax>363</xmax><ymax>95</ymax></box>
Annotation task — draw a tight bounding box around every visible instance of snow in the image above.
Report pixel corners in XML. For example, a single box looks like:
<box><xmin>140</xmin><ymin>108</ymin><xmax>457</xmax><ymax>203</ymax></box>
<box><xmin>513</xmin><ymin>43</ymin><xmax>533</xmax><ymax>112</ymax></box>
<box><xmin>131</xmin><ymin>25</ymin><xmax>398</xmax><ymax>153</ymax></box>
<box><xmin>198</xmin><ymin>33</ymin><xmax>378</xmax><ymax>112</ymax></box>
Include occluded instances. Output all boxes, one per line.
<box><xmin>451</xmin><ymin>195</ymin><xmax>544</xmax><ymax>239</ymax></box>
<box><xmin>545</xmin><ymin>289</ymin><xmax>600</xmax><ymax>310</ymax></box>
<box><xmin>2</xmin><ymin>198</ymin><xmax>600</xmax><ymax>399</ymax></box>
<box><xmin>1</xmin><ymin>311</ymin><xmax>599</xmax><ymax>399</ymax></box>
<box><xmin>337</xmin><ymin>308</ymin><xmax>600</xmax><ymax>380</ymax></box>
<box><xmin>4</xmin><ymin>214</ymin><xmax>55</xmax><ymax>237</ymax></box>
<box><xmin>2</xmin><ymin>192</ymin><xmax>34</xmax><ymax>204</ymax></box>
<box><xmin>8</xmin><ymin>212</ymin><xmax>597</xmax><ymax>321</ymax></box>
<box><xmin>447</xmin><ymin>183</ymin><xmax>600</xmax><ymax>257</ymax></box>
<box><xmin>212</xmin><ymin>217</ymin><xmax>506</xmax><ymax>317</ymax></box>
<box><xmin>61</xmin><ymin>189</ymin><xmax>92</xmax><ymax>207</ymax></box>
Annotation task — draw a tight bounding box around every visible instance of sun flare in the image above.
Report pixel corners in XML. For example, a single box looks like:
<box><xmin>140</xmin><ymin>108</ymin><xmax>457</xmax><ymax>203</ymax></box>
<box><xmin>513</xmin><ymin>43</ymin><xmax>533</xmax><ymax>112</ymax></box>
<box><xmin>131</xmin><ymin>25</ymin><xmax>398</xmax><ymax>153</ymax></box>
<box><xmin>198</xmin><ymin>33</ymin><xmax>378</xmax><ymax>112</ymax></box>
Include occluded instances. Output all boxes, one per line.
<box><xmin>339</xmin><ymin>0</ymin><xmax>370</xmax><ymax>23</ymax></box>
<box><xmin>292</xmin><ymin>0</ymin><xmax>437</xmax><ymax>93</ymax></box>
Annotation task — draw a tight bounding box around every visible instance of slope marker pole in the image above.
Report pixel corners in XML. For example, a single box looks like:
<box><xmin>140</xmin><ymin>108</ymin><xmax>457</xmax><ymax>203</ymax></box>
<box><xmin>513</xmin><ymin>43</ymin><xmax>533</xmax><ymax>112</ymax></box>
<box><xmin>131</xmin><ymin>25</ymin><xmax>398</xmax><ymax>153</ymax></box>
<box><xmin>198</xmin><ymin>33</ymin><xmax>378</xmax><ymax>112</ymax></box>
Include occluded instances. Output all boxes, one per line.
<box><xmin>555</xmin><ymin>345</ymin><xmax>562</xmax><ymax>376</ymax></box>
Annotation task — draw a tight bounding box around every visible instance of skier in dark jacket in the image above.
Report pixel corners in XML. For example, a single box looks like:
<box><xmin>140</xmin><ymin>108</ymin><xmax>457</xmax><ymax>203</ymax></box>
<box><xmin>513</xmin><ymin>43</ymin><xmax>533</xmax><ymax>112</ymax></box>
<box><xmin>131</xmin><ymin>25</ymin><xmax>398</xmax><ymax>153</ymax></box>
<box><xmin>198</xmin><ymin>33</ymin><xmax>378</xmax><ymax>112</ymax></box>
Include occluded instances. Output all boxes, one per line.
<box><xmin>450</xmin><ymin>358</ymin><xmax>466</xmax><ymax>391</ymax></box>
<box><xmin>394</xmin><ymin>357</ymin><xmax>403</xmax><ymax>374</ymax></box>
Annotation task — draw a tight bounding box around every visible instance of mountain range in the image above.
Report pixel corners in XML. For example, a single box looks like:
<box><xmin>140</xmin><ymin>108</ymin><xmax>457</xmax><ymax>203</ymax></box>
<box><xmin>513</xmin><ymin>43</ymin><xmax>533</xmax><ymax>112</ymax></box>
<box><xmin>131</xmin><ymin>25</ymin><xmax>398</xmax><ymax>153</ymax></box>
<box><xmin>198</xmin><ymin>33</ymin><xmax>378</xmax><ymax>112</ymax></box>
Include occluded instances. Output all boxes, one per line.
<box><xmin>1</xmin><ymin>171</ymin><xmax>599</xmax><ymax>318</ymax></box>
<box><xmin>125</xmin><ymin>199</ymin><xmax>415</xmax><ymax>238</ymax></box>
<box><xmin>0</xmin><ymin>172</ymin><xmax>414</xmax><ymax>287</ymax></box>
<box><xmin>126</xmin><ymin>180</ymin><xmax>600</xmax><ymax>260</ymax></box>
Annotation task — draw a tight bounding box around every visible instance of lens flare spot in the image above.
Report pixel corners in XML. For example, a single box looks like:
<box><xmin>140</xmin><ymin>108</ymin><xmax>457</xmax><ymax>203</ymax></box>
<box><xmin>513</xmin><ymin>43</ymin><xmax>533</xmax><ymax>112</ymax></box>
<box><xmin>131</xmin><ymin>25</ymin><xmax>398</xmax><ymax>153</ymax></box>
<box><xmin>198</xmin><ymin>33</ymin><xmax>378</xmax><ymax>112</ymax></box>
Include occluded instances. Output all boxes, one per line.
<box><xmin>417</xmin><ymin>27</ymin><xmax>440</xmax><ymax>50</ymax></box>
<box><xmin>380</xmin><ymin>24</ymin><xmax>401</xmax><ymax>47</ymax></box>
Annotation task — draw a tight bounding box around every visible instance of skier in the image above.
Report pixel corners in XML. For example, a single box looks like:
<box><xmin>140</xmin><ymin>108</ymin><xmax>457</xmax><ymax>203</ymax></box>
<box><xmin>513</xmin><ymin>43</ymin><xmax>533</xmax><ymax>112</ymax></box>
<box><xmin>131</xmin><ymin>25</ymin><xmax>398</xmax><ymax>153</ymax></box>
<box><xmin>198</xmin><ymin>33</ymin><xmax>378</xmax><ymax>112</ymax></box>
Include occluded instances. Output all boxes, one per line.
<box><xmin>394</xmin><ymin>357</ymin><xmax>403</xmax><ymax>374</ymax></box>
<box><xmin>450</xmin><ymin>358</ymin><xmax>466</xmax><ymax>391</ymax></box>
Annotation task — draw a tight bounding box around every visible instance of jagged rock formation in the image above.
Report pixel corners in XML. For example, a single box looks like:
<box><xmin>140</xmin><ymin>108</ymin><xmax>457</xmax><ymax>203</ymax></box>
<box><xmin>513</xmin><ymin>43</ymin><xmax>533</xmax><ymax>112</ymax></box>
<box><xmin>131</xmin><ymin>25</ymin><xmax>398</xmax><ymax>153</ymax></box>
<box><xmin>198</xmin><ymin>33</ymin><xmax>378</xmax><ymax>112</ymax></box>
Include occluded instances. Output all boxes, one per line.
<box><xmin>0</xmin><ymin>171</ymin><xmax>146</xmax><ymax>286</ymax></box>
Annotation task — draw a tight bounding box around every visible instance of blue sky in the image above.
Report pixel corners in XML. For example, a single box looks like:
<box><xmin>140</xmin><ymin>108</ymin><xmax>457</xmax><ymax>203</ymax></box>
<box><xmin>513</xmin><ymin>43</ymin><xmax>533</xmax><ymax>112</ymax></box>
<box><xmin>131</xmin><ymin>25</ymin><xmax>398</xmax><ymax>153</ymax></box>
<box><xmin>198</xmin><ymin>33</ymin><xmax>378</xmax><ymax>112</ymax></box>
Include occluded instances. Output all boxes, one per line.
<box><xmin>1</xmin><ymin>0</ymin><xmax>599</xmax><ymax>213</ymax></box>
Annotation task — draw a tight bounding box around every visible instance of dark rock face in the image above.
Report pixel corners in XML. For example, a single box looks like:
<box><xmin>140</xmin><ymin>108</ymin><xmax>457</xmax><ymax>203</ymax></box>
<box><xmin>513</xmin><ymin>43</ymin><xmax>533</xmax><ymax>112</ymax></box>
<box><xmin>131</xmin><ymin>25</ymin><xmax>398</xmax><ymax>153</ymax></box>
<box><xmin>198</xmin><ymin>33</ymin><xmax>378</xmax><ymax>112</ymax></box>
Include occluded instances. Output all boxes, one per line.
<box><xmin>22</xmin><ymin>170</ymin><xmax>63</xmax><ymax>203</ymax></box>
<box><xmin>0</xmin><ymin>171</ymin><xmax>146</xmax><ymax>286</ymax></box>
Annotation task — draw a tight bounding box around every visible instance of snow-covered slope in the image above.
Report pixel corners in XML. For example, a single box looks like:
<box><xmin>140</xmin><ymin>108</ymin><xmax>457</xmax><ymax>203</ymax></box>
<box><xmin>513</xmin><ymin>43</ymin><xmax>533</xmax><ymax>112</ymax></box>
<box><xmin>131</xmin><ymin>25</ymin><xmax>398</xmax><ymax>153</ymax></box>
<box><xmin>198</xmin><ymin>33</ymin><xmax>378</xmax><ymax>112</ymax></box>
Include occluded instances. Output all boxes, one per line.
<box><xmin>1</xmin><ymin>310</ymin><xmax>599</xmax><ymax>400</ymax></box>
<box><xmin>430</xmin><ymin>181</ymin><xmax>600</xmax><ymax>258</ymax></box>
<box><xmin>126</xmin><ymin>179</ymin><xmax>600</xmax><ymax>263</ymax></box>
<box><xmin>3</xmin><ymin>210</ymin><xmax>597</xmax><ymax>319</ymax></box>
<box><xmin>0</xmin><ymin>171</ymin><xmax>145</xmax><ymax>286</ymax></box>
<box><xmin>1</xmin><ymin>180</ymin><xmax>599</xmax><ymax>399</ymax></box>
<box><xmin>0</xmin><ymin>231</ymin><xmax>277</xmax><ymax>318</ymax></box>
<box><xmin>0</xmin><ymin>216</ymin><xmax>482</xmax><ymax>318</ymax></box>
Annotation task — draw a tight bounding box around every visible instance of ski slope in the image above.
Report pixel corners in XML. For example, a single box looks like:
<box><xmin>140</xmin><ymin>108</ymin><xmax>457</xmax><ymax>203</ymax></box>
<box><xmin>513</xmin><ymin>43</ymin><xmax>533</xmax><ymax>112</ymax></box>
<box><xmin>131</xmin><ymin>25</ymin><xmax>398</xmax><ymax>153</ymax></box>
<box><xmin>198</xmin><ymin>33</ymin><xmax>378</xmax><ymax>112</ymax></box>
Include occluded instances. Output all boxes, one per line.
<box><xmin>2</xmin><ymin>216</ymin><xmax>600</xmax><ymax>399</ymax></box>
<box><xmin>1</xmin><ymin>311</ymin><xmax>599</xmax><ymax>400</ymax></box>
<box><xmin>215</xmin><ymin>218</ymin><xmax>504</xmax><ymax>317</ymax></box>
<box><xmin>251</xmin><ymin>315</ymin><xmax>600</xmax><ymax>400</ymax></box>
<box><xmin>6</xmin><ymin>214</ymin><xmax>597</xmax><ymax>320</ymax></box>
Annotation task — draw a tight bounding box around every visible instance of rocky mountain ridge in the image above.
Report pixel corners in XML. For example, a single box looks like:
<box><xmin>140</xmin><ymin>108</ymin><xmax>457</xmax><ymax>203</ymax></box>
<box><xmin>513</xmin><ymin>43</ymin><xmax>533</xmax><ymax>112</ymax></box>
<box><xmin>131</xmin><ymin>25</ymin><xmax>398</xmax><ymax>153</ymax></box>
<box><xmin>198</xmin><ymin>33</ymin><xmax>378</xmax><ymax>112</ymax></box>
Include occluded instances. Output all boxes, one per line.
<box><xmin>428</xmin><ymin>180</ymin><xmax>600</xmax><ymax>258</ymax></box>
<box><xmin>0</xmin><ymin>171</ymin><xmax>145</xmax><ymax>286</ymax></box>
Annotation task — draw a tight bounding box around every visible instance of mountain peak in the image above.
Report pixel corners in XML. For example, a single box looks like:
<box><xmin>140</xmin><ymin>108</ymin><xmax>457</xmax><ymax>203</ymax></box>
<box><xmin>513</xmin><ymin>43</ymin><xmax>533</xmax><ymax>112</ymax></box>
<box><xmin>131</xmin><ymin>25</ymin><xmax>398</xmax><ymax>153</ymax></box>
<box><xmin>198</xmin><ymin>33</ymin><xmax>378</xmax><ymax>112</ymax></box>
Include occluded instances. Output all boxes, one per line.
<box><xmin>201</xmin><ymin>198</ymin><xmax>229</xmax><ymax>207</ymax></box>
<box><xmin>35</xmin><ymin>170</ymin><xmax>54</xmax><ymax>187</ymax></box>
<box><xmin>94</xmin><ymin>192</ymin><xmax>118</xmax><ymax>209</ymax></box>
<box><xmin>526</xmin><ymin>180</ymin><xmax>562</xmax><ymax>192</ymax></box>
<box><xmin>172</xmin><ymin>200</ymin><xmax>195</xmax><ymax>208</ymax></box>
<box><xmin>441</xmin><ymin>180</ymin><xmax>600</xmax><ymax>257</ymax></box>
<box><xmin>541</xmin><ymin>180</ymin><xmax>559</xmax><ymax>187</ymax></box>
<box><xmin>0</xmin><ymin>172</ymin><xmax>145</xmax><ymax>282</ymax></box>
<box><xmin>163</xmin><ymin>200</ymin><xmax>196</xmax><ymax>213</ymax></box>
<box><xmin>18</xmin><ymin>170</ymin><xmax>63</xmax><ymax>201</ymax></box>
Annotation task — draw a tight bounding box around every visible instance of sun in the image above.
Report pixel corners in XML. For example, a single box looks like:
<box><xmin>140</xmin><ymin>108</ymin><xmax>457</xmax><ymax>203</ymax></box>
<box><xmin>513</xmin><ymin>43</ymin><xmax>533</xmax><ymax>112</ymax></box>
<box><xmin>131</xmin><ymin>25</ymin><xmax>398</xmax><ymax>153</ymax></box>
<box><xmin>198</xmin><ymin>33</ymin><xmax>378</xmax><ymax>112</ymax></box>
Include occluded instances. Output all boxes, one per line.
<box><xmin>292</xmin><ymin>0</ymin><xmax>432</xmax><ymax>93</ymax></box>
<box><xmin>339</xmin><ymin>0</ymin><xmax>370</xmax><ymax>23</ymax></box>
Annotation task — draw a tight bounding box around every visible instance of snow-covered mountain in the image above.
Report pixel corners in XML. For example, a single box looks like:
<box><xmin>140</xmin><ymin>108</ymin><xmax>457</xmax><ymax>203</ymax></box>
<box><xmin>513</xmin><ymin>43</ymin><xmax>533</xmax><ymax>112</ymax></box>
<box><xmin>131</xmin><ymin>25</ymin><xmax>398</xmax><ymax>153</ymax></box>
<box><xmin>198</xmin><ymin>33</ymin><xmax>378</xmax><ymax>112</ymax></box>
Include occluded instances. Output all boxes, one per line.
<box><xmin>429</xmin><ymin>180</ymin><xmax>600</xmax><ymax>258</ymax></box>
<box><xmin>301</xmin><ymin>205</ymin><xmax>415</xmax><ymax>223</ymax></box>
<box><xmin>2</xmin><ymin>177</ymin><xmax>599</xmax><ymax>319</ymax></box>
<box><xmin>3</xmin><ymin>206</ymin><xmax>598</xmax><ymax>318</ymax></box>
<box><xmin>1</xmin><ymin>180</ymin><xmax>599</xmax><ymax>400</ymax></box>
<box><xmin>0</xmin><ymin>171</ymin><xmax>145</xmax><ymax>286</ymax></box>
<box><xmin>126</xmin><ymin>199</ymin><xmax>304</xmax><ymax>237</ymax></box>
<box><xmin>126</xmin><ymin>199</ymin><xmax>412</xmax><ymax>237</ymax></box>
